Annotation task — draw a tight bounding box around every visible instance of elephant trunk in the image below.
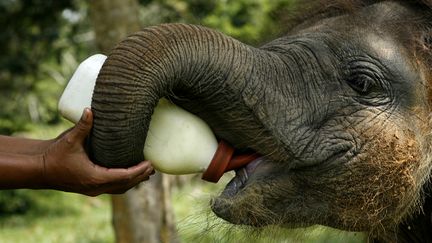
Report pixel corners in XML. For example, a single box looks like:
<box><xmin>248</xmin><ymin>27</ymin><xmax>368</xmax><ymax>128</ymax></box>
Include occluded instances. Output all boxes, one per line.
<box><xmin>91</xmin><ymin>23</ymin><xmax>276</xmax><ymax>167</ymax></box>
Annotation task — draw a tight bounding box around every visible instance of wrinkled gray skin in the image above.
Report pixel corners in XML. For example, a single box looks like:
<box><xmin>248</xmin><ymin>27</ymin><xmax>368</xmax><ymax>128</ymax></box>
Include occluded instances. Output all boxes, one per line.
<box><xmin>91</xmin><ymin>1</ymin><xmax>432</xmax><ymax>240</ymax></box>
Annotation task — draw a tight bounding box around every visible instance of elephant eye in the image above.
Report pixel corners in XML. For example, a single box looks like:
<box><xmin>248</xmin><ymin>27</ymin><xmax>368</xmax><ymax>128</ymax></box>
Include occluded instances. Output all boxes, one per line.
<box><xmin>343</xmin><ymin>59</ymin><xmax>392</xmax><ymax>105</ymax></box>
<box><xmin>346</xmin><ymin>74</ymin><xmax>377</xmax><ymax>95</ymax></box>
<box><xmin>344</xmin><ymin>58</ymin><xmax>389</xmax><ymax>98</ymax></box>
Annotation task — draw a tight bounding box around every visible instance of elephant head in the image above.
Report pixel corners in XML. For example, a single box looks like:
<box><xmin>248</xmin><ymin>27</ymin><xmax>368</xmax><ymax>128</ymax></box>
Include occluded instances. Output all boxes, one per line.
<box><xmin>91</xmin><ymin>0</ymin><xmax>432</xmax><ymax>240</ymax></box>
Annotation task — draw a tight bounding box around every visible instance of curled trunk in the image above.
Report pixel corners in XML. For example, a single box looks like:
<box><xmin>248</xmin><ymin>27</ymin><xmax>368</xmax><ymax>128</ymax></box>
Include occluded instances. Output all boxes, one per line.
<box><xmin>91</xmin><ymin>23</ymin><xmax>285</xmax><ymax>167</ymax></box>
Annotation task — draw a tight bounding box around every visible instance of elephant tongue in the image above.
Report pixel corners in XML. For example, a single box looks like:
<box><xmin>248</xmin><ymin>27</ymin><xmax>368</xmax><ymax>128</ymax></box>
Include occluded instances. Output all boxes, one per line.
<box><xmin>202</xmin><ymin>141</ymin><xmax>260</xmax><ymax>183</ymax></box>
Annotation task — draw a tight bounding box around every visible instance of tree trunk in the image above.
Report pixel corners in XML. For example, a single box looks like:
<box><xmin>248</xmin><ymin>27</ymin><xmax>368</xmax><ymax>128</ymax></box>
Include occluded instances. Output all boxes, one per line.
<box><xmin>88</xmin><ymin>1</ymin><xmax>178</xmax><ymax>242</ymax></box>
<box><xmin>89</xmin><ymin>0</ymin><xmax>140</xmax><ymax>53</ymax></box>
<box><xmin>110</xmin><ymin>174</ymin><xmax>178</xmax><ymax>243</ymax></box>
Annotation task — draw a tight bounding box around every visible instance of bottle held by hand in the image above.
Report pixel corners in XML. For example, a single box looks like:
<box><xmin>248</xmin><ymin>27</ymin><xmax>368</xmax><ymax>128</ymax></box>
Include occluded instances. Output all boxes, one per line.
<box><xmin>58</xmin><ymin>54</ymin><xmax>258</xmax><ymax>182</ymax></box>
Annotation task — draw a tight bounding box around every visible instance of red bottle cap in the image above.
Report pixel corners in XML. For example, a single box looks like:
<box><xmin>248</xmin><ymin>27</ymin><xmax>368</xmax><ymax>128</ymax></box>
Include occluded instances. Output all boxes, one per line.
<box><xmin>202</xmin><ymin>140</ymin><xmax>260</xmax><ymax>183</ymax></box>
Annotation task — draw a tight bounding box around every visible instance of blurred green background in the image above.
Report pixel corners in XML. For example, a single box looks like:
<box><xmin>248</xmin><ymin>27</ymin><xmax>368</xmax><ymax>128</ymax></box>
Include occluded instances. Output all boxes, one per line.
<box><xmin>0</xmin><ymin>0</ymin><xmax>367</xmax><ymax>242</ymax></box>
<box><xmin>0</xmin><ymin>0</ymin><xmax>292</xmax><ymax>135</ymax></box>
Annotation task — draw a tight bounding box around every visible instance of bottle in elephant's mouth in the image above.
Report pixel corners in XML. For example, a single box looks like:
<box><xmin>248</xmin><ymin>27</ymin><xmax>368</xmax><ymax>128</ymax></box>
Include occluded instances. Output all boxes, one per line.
<box><xmin>58</xmin><ymin>54</ymin><xmax>258</xmax><ymax>182</ymax></box>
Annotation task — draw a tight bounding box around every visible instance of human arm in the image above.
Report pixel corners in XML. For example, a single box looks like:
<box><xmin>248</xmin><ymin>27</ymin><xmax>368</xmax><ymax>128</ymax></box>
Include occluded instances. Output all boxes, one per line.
<box><xmin>0</xmin><ymin>135</ymin><xmax>52</xmax><ymax>155</ymax></box>
<box><xmin>0</xmin><ymin>108</ymin><xmax>154</xmax><ymax>196</ymax></box>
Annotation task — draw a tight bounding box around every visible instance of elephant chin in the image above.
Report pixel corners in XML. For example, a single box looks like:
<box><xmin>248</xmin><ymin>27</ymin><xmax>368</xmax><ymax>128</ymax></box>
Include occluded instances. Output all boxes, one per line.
<box><xmin>211</xmin><ymin>156</ymin><xmax>280</xmax><ymax>227</ymax></box>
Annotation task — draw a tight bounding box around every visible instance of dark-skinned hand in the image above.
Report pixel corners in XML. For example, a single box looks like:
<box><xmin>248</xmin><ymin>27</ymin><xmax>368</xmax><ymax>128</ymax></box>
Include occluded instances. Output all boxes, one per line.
<box><xmin>0</xmin><ymin>108</ymin><xmax>154</xmax><ymax>196</ymax></box>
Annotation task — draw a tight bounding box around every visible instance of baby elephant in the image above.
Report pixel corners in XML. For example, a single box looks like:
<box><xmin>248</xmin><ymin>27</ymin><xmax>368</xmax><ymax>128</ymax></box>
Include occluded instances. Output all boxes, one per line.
<box><xmin>90</xmin><ymin>0</ymin><xmax>432</xmax><ymax>242</ymax></box>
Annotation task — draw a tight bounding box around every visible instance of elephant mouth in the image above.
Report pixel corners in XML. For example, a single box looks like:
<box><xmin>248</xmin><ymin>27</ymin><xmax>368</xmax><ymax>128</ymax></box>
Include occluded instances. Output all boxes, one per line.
<box><xmin>220</xmin><ymin>156</ymin><xmax>266</xmax><ymax>197</ymax></box>
<box><xmin>211</xmin><ymin>155</ymin><xmax>277</xmax><ymax>226</ymax></box>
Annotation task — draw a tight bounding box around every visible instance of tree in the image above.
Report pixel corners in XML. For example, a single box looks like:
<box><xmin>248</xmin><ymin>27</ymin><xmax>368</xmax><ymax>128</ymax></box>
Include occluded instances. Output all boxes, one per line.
<box><xmin>88</xmin><ymin>1</ymin><xmax>178</xmax><ymax>242</ymax></box>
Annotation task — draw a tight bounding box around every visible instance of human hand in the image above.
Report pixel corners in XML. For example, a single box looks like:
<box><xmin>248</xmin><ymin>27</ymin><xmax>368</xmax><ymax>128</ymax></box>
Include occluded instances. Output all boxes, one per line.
<box><xmin>41</xmin><ymin>108</ymin><xmax>154</xmax><ymax>196</ymax></box>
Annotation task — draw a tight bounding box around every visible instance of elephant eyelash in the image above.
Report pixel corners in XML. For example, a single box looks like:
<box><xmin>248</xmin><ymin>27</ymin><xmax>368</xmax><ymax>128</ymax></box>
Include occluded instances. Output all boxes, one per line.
<box><xmin>346</xmin><ymin>74</ymin><xmax>378</xmax><ymax>95</ymax></box>
<box><xmin>342</xmin><ymin>59</ymin><xmax>392</xmax><ymax>106</ymax></box>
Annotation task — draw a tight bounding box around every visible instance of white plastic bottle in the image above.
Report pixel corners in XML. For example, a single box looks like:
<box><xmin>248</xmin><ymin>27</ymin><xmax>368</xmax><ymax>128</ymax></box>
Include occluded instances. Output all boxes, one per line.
<box><xmin>58</xmin><ymin>54</ymin><xmax>257</xmax><ymax>182</ymax></box>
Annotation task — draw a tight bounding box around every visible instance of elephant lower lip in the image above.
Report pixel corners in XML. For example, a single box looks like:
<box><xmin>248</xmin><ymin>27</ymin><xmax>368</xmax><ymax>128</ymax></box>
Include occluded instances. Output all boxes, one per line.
<box><xmin>221</xmin><ymin>157</ymin><xmax>264</xmax><ymax>197</ymax></box>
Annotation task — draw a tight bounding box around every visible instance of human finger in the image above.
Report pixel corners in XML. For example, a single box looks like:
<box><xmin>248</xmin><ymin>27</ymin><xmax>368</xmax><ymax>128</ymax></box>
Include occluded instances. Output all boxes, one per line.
<box><xmin>89</xmin><ymin>160</ymin><xmax>153</xmax><ymax>189</ymax></box>
<box><xmin>97</xmin><ymin>160</ymin><xmax>154</xmax><ymax>182</ymax></box>
<box><xmin>89</xmin><ymin>165</ymin><xmax>153</xmax><ymax>195</ymax></box>
<box><xmin>105</xmin><ymin>173</ymin><xmax>152</xmax><ymax>194</ymax></box>
<box><xmin>68</xmin><ymin>108</ymin><xmax>93</xmax><ymax>143</ymax></box>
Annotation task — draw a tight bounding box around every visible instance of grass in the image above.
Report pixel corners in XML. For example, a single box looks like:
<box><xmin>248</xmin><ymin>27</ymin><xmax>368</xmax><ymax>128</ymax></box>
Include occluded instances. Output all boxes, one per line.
<box><xmin>0</xmin><ymin>191</ymin><xmax>114</xmax><ymax>243</ymax></box>
<box><xmin>173</xmin><ymin>174</ymin><xmax>368</xmax><ymax>243</ymax></box>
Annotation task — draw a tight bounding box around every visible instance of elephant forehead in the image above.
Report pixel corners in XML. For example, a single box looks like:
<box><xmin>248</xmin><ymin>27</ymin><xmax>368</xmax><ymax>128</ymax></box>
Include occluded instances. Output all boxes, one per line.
<box><xmin>366</xmin><ymin>34</ymin><xmax>398</xmax><ymax>61</ymax></box>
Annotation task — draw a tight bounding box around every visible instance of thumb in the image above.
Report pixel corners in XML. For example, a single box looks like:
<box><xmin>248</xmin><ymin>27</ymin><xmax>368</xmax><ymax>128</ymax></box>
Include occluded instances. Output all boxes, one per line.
<box><xmin>70</xmin><ymin>108</ymin><xmax>93</xmax><ymax>142</ymax></box>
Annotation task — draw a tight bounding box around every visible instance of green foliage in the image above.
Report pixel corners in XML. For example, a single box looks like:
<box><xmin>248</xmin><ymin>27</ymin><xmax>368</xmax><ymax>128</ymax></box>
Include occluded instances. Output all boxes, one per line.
<box><xmin>194</xmin><ymin>0</ymin><xmax>294</xmax><ymax>44</ymax></box>
<box><xmin>0</xmin><ymin>190</ymin><xmax>75</xmax><ymax>217</ymax></box>
<box><xmin>0</xmin><ymin>0</ymin><xmax>74</xmax><ymax>76</ymax></box>
<box><xmin>0</xmin><ymin>0</ymin><xmax>86</xmax><ymax>134</ymax></box>
<box><xmin>0</xmin><ymin>190</ymin><xmax>33</xmax><ymax>215</ymax></box>
<box><xmin>139</xmin><ymin>0</ymin><xmax>295</xmax><ymax>45</ymax></box>
<box><xmin>0</xmin><ymin>0</ymin><xmax>294</xmax><ymax>135</ymax></box>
